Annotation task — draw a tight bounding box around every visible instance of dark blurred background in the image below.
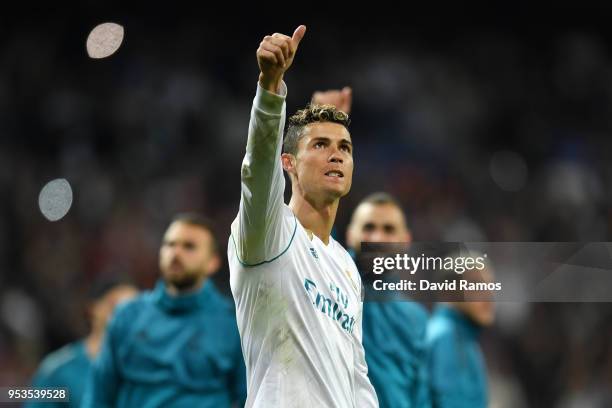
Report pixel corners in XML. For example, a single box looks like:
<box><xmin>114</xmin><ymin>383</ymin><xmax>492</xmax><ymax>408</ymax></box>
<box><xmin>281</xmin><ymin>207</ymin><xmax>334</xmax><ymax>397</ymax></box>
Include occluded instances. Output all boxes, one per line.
<box><xmin>1</xmin><ymin>6</ymin><xmax>612</xmax><ymax>407</ymax></box>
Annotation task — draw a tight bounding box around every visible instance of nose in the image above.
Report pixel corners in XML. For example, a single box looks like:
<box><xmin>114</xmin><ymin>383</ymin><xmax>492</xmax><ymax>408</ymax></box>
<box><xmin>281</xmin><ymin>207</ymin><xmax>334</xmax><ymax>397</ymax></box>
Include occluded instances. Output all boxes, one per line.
<box><xmin>370</xmin><ymin>230</ymin><xmax>386</xmax><ymax>242</ymax></box>
<box><xmin>169</xmin><ymin>254</ymin><xmax>184</xmax><ymax>268</ymax></box>
<box><xmin>329</xmin><ymin>147</ymin><xmax>343</xmax><ymax>163</ymax></box>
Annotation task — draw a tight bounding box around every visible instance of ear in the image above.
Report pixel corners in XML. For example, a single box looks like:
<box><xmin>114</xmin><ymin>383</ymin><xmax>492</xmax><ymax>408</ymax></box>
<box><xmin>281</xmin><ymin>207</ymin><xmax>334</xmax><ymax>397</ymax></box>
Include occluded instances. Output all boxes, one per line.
<box><xmin>281</xmin><ymin>153</ymin><xmax>296</xmax><ymax>173</ymax></box>
<box><xmin>206</xmin><ymin>253</ymin><xmax>221</xmax><ymax>276</ymax></box>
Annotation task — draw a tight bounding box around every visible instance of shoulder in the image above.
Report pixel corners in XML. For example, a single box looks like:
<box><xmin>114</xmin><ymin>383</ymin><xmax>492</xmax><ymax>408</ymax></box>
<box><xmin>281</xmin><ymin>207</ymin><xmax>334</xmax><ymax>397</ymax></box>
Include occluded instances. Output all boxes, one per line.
<box><xmin>113</xmin><ymin>291</ymin><xmax>151</xmax><ymax>318</ymax></box>
<box><xmin>229</xmin><ymin>204</ymin><xmax>298</xmax><ymax>266</ymax></box>
<box><xmin>331</xmin><ymin>237</ymin><xmax>351</xmax><ymax>257</ymax></box>
<box><xmin>366</xmin><ymin>300</ymin><xmax>429</xmax><ymax>327</ymax></box>
<box><xmin>33</xmin><ymin>341</ymin><xmax>86</xmax><ymax>384</ymax></box>
<box><xmin>333</xmin><ymin>239</ymin><xmax>361</xmax><ymax>277</ymax></box>
<box><xmin>106</xmin><ymin>291</ymin><xmax>155</xmax><ymax>335</ymax></box>
<box><xmin>396</xmin><ymin>301</ymin><xmax>429</xmax><ymax>324</ymax></box>
<box><xmin>331</xmin><ymin>239</ymin><xmax>358</xmax><ymax>271</ymax></box>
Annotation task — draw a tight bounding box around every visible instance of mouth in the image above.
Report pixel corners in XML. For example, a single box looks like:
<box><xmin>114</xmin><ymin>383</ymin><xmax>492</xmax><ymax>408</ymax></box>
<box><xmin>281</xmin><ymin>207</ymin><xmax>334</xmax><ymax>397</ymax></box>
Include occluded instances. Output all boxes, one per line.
<box><xmin>324</xmin><ymin>170</ymin><xmax>344</xmax><ymax>178</ymax></box>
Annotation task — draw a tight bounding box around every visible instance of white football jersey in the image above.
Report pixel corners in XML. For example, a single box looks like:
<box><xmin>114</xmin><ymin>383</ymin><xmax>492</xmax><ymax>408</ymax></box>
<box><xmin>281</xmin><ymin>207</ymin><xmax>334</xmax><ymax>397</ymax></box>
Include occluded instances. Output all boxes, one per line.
<box><xmin>228</xmin><ymin>82</ymin><xmax>378</xmax><ymax>408</ymax></box>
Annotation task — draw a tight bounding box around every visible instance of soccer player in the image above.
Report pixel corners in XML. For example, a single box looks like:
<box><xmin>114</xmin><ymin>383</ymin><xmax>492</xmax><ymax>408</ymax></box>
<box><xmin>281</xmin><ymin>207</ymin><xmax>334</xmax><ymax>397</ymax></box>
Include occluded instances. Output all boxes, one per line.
<box><xmin>25</xmin><ymin>280</ymin><xmax>137</xmax><ymax>408</ymax></box>
<box><xmin>346</xmin><ymin>192</ymin><xmax>430</xmax><ymax>408</ymax></box>
<box><xmin>228</xmin><ymin>26</ymin><xmax>378</xmax><ymax>407</ymax></box>
<box><xmin>83</xmin><ymin>213</ymin><xmax>246</xmax><ymax>408</ymax></box>
<box><xmin>426</xmin><ymin>267</ymin><xmax>495</xmax><ymax>408</ymax></box>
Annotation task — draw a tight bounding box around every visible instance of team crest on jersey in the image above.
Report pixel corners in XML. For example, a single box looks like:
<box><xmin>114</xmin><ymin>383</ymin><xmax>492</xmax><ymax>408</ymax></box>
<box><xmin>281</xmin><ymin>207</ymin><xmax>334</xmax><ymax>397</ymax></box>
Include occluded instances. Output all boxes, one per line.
<box><xmin>309</xmin><ymin>247</ymin><xmax>319</xmax><ymax>259</ymax></box>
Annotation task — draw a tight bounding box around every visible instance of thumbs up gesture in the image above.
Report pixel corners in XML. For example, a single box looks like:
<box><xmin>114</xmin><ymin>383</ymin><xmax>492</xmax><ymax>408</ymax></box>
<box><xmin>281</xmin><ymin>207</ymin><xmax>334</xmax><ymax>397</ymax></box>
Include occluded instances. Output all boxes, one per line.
<box><xmin>257</xmin><ymin>25</ymin><xmax>307</xmax><ymax>93</ymax></box>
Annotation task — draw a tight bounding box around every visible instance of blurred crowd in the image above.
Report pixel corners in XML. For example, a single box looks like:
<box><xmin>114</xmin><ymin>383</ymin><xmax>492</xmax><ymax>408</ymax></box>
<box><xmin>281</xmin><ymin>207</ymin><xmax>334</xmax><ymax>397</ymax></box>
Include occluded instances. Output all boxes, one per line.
<box><xmin>1</xmin><ymin>11</ymin><xmax>611</xmax><ymax>407</ymax></box>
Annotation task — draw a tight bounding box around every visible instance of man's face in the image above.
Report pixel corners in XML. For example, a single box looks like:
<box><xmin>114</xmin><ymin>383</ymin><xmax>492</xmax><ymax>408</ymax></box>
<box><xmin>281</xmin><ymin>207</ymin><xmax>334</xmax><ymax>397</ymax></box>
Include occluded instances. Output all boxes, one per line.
<box><xmin>283</xmin><ymin>122</ymin><xmax>353</xmax><ymax>202</ymax></box>
<box><xmin>159</xmin><ymin>222</ymin><xmax>219</xmax><ymax>291</ymax></box>
<box><xmin>347</xmin><ymin>202</ymin><xmax>412</xmax><ymax>252</ymax></box>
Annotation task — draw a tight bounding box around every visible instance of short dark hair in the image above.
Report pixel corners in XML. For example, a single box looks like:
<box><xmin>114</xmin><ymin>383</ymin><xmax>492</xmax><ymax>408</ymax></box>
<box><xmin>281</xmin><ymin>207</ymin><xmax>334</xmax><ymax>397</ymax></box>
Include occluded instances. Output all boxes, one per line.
<box><xmin>359</xmin><ymin>192</ymin><xmax>402</xmax><ymax>208</ymax></box>
<box><xmin>170</xmin><ymin>212</ymin><xmax>218</xmax><ymax>252</ymax></box>
<box><xmin>351</xmin><ymin>192</ymin><xmax>409</xmax><ymax>232</ymax></box>
<box><xmin>283</xmin><ymin>104</ymin><xmax>351</xmax><ymax>156</ymax></box>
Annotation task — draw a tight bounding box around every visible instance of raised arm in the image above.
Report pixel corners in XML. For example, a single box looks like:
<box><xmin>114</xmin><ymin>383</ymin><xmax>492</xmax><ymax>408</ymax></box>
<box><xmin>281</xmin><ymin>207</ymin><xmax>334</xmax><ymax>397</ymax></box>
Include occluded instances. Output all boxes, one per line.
<box><xmin>231</xmin><ymin>26</ymin><xmax>306</xmax><ymax>266</ymax></box>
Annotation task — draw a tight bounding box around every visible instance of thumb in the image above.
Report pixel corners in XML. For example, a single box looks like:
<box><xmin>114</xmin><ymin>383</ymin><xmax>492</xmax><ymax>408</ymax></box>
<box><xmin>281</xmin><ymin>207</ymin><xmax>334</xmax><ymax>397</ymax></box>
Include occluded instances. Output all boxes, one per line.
<box><xmin>292</xmin><ymin>25</ymin><xmax>307</xmax><ymax>48</ymax></box>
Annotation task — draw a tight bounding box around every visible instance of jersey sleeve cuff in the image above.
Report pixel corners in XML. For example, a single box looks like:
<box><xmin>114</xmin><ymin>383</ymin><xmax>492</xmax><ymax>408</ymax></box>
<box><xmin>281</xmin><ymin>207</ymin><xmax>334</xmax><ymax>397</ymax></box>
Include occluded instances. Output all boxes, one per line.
<box><xmin>255</xmin><ymin>81</ymin><xmax>287</xmax><ymax>114</ymax></box>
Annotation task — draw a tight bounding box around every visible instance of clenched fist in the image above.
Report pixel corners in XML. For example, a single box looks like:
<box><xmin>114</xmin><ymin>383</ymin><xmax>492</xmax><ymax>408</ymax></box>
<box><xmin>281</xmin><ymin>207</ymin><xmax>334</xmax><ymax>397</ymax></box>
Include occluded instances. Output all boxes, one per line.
<box><xmin>257</xmin><ymin>25</ymin><xmax>306</xmax><ymax>94</ymax></box>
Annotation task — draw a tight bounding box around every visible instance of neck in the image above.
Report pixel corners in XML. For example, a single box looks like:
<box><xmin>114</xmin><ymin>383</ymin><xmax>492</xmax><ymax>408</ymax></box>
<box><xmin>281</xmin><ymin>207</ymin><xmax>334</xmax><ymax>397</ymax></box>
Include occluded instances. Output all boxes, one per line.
<box><xmin>166</xmin><ymin>276</ymin><xmax>206</xmax><ymax>296</ymax></box>
<box><xmin>289</xmin><ymin>193</ymin><xmax>339</xmax><ymax>245</ymax></box>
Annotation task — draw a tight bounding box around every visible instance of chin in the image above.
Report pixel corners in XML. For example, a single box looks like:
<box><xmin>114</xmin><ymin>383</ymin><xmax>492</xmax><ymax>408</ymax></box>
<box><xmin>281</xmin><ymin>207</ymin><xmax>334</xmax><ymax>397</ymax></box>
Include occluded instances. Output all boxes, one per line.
<box><xmin>164</xmin><ymin>270</ymin><xmax>196</xmax><ymax>287</ymax></box>
<box><xmin>322</xmin><ymin>189</ymin><xmax>346</xmax><ymax>201</ymax></box>
<box><xmin>324</xmin><ymin>183</ymin><xmax>351</xmax><ymax>197</ymax></box>
<box><xmin>169</xmin><ymin>276</ymin><xmax>200</xmax><ymax>291</ymax></box>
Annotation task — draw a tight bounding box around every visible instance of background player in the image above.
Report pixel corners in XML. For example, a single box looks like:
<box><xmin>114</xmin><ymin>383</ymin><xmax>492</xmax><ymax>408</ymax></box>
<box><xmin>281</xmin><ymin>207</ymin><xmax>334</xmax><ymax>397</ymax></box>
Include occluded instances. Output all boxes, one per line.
<box><xmin>83</xmin><ymin>213</ymin><xmax>246</xmax><ymax>408</ymax></box>
<box><xmin>346</xmin><ymin>192</ymin><xmax>430</xmax><ymax>408</ymax></box>
<box><xmin>25</xmin><ymin>280</ymin><xmax>137</xmax><ymax>408</ymax></box>
<box><xmin>426</xmin><ymin>266</ymin><xmax>495</xmax><ymax>408</ymax></box>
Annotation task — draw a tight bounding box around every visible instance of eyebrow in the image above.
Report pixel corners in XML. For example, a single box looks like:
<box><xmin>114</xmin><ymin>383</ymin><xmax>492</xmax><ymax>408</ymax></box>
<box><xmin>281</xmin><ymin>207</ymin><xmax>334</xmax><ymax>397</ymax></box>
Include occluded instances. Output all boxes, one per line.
<box><xmin>310</xmin><ymin>136</ymin><xmax>353</xmax><ymax>146</ymax></box>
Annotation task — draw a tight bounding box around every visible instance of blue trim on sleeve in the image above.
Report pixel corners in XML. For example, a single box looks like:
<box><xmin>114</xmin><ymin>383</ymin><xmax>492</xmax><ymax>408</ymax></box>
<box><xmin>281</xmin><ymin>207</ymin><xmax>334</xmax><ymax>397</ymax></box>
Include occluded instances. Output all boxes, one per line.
<box><xmin>231</xmin><ymin>214</ymin><xmax>297</xmax><ymax>267</ymax></box>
